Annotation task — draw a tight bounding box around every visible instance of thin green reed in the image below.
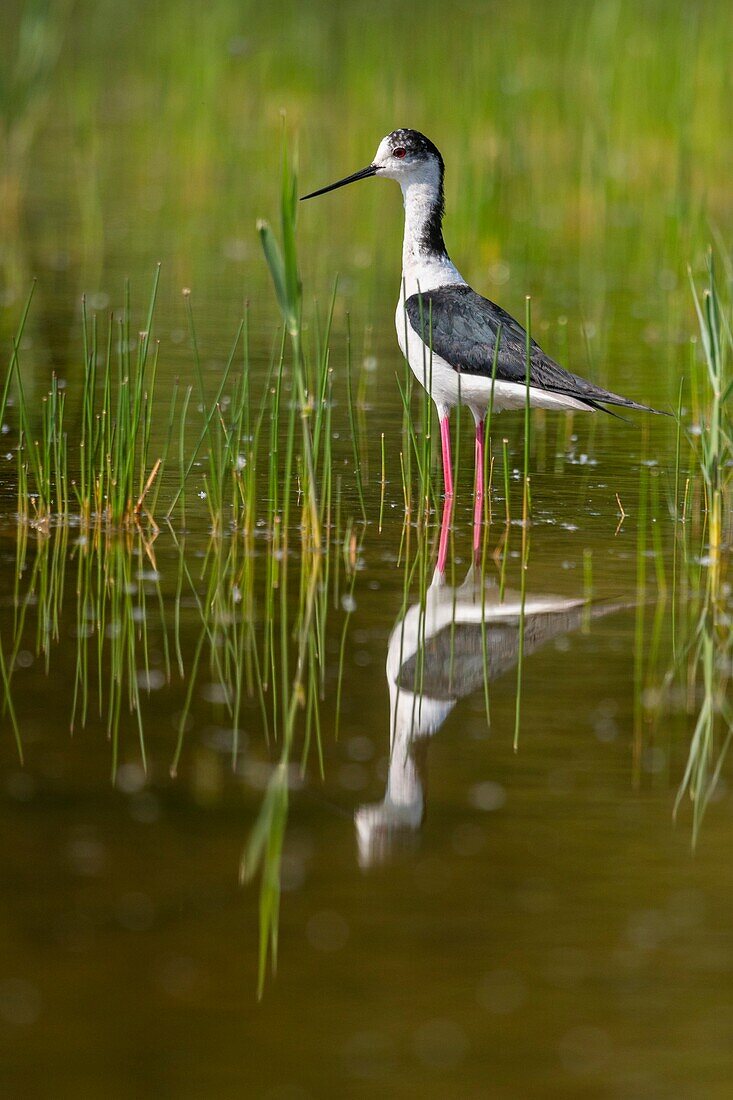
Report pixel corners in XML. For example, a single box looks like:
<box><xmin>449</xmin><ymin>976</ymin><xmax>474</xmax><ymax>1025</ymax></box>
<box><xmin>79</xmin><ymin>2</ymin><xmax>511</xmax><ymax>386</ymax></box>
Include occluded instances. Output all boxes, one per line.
<box><xmin>125</xmin><ymin>263</ymin><xmax>161</xmax><ymax>518</ymax></box>
<box><xmin>6</xmin><ymin>269</ymin><xmax>177</xmax><ymax>526</ymax></box>
<box><xmin>240</xmin><ymin>305</ymin><xmax>251</xmax><ymax>503</ymax></box>
<box><xmin>80</xmin><ymin>296</ymin><xmax>92</xmax><ymax>511</ymax></box>
<box><xmin>415</xmin><ymin>289</ymin><xmax>436</xmax><ymax>519</ymax></box>
<box><xmin>671</xmin><ymin>376</ymin><xmax>685</xmax><ymax>660</ymax></box>
<box><xmin>261</xmin><ymin>336</ymin><xmax>285</xmax><ymax>699</ymax></box>
<box><xmin>0</xmin><ymin>281</ymin><xmax>36</xmax><ymax>431</ymax></box>
<box><xmin>455</xmin><ymin>373</ymin><xmax>462</xmax><ymax>498</ymax></box>
<box><xmin>279</xmin><ymin>374</ymin><xmax>298</xmax><ymax>722</ymax></box>
<box><xmin>98</xmin><ymin>313</ymin><xmax>114</xmax><ymax>517</ymax></box>
<box><xmin>345</xmin><ymin>315</ymin><xmax>367</xmax><ymax>521</ymax></box>
<box><xmin>666</xmin><ymin>246</ymin><xmax>733</xmax><ymax>843</ymax></box>
<box><xmin>0</xmin><ymin>630</ymin><xmax>21</xmax><ymax>763</ymax></box>
<box><xmin>401</xmin><ymin>280</ymin><xmax>413</xmax><ymax>517</ymax></box>
<box><xmin>649</xmin><ymin>470</ymin><xmax>667</xmax><ymax>597</ymax></box>
<box><xmin>513</xmin><ymin>297</ymin><xmax>532</xmax><ymax>752</ymax></box>
<box><xmin>633</xmin><ymin>461</ymin><xmax>649</xmax><ymax>786</ymax></box>
<box><xmin>11</xmin><ymin>324</ymin><xmax>46</xmax><ymax>516</ymax></box>
<box><xmin>379</xmin><ymin>432</ymin><xmax>386</xmax><ymax>532</ymax></box>
<box><xmin>479</xmin><ymin>510</ymin><xmax>492</xmax><ymax>730</ymax></box>
<box><xmin>356</xmin><ymin>345</ymin><xmax>371</xmax><ymax>485</ymax></box>
<box><xmin>334</xmin><ymin>521</ymin><xmax>361</xmax><ymax>740</ymax></box>
<box><xmin>333</xmin><ymin>474</ymin><xmax>343</xmax><ymax>608</ymax></box>
<box><xmin>206</xmin><ymin>321</ymin><xmax>251</xmax><ymax>532</ymax></box>
<box><xmin>258</xmin><ymin>143</ymin><xmax>321</xmax><ymax>544</ymax></box>
<box><xmin>241</xmin><ymin>544</ymin><xmax>324</xmax><ymax>998</ymax></box>
<box><xmin>302</xmin><ymin>629</ymin><xmax>324</xmax><ymax>780</ymax></box>
<box><xmin>688</xmin><ymin>252</ymin><xmax>731</xmax><ymax>575</ymax></box>
<box><xmin>243</xmin><ymin>334</ymin><xmax>280</xmax><ymax>539</ymax></box>
<box><xmin>482</xmin><ymin>325</ymin><xmax>502</xmax><ymax>529</ymax></box>
<box><xmin>315</xmin><ymin>389</ymin><xmax>334</xmax><ymax>703</ymax></box>
<box><xmin>15</xmin><ymin>432</ymin><xmax>26</xmax><ymax>520</ymax></box>
<box><xmin>394</xmin><ymin>369</ymin><xmax>426</xmax><ymax>498</ymax></box>
<box><xmin>176</xmin><ymin>292</ymin><xmax>245</xmax><ymax>530</ymax></box>
<box><xmin>311</xmin><ymin>280</ymin><xmax>337</xmax><ymax>470</ymax></box>
<box><xmin>242</xmin><ymin>140</ymin><xmax>331</xmax><ymax>996</ymax></box>
<box><xmin>502</xmin><ymin>438</ymin><xmax>511</xmax><ymax>525</ymax></box>
<box><xmin>391</xmin><ymin>510</ymin><xmax>418</xmax><ymax>753</ymax></box>
<box><xmin>476</xmin><ymin>327</ymin><xmax>502</xmax><ymax>729</ymax></box>
<box><xmin>170</xmin><ymin>535</ymin><xmax>240</xmax><ymax>776</ymax></box>
<box><xmin>176</xmin><ymin>385</ymin><xmax>193</xmax><ymax>528</ymax></box>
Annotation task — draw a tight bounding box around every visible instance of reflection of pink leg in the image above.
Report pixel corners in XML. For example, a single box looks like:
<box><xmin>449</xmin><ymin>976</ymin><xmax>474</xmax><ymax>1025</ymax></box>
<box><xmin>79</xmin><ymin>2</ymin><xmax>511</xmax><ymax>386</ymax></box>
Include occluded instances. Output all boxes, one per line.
<box><xmin>437</xmin><ymin>493</ymin><xmax>454</xmax><ymax>576</ymax></box>
<box><xmin>440</xmin><ymin>415</ymin><xmax>454</xmax><ymax>499</ymax></box>
<box><xmin>473</xmin><ymin>418</ymin><xmax>485</xmax><ymax>558</ymax></box>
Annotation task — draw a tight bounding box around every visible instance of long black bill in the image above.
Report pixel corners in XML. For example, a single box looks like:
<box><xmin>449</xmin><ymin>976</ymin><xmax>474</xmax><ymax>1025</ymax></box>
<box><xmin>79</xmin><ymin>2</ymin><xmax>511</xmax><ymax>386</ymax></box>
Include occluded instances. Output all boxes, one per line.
<box><xmin>300</xmin><ymin>164</ymin><xmax>378</xmax><ymax>201</ymax></box>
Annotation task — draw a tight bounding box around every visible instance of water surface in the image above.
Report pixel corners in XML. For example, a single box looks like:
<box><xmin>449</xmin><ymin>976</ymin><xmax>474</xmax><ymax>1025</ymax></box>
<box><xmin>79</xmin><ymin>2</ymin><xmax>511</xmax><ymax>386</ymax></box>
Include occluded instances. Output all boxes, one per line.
<box><xmin>1</xmin><ymin>1</ymin><xmax>732</xmax><ymax>1096</ymax></box>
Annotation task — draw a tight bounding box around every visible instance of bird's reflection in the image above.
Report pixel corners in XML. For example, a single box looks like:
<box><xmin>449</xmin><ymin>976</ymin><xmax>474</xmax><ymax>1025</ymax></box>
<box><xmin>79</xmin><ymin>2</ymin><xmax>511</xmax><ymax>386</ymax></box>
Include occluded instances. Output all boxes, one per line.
<box><xmin>355</xmin><ymin>502</ymin><xmax>627</xmax><ymax>867</ymax></box>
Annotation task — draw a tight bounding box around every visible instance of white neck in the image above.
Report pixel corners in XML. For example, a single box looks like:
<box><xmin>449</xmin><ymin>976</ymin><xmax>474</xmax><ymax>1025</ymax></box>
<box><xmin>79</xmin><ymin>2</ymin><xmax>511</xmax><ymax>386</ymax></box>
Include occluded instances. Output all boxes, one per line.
<box><xmin>400</xmin><ymin>176</ymin><xmax>464</xmax><ymax>298</ymax></box>
<box><xmin>385</xmin><ymin>684</ymin><xmax>454</xmax><ymax>811</ymax></box>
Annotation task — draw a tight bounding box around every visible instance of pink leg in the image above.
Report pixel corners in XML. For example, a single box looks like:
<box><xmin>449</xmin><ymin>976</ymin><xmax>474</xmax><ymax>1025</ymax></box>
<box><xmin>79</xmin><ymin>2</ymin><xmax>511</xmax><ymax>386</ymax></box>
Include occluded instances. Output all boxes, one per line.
<box><xmin>473</xmin><ymin>418</ymin><xmax>485</xmax><ymax>558</ymax></box>
<box><xmin>440</xmin><ymin>415</ymin><xmax>454</xmax><ymax>499</ymax></box>
<box><xmin>437</xmin><ymin>493</ymin><xmax>454</xmax><ymax>576</ymax></box>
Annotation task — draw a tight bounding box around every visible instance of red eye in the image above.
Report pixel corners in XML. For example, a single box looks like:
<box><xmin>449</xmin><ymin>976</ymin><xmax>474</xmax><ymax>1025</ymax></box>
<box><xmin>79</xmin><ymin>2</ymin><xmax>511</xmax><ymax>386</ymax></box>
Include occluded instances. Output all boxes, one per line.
<box><xmin>393</xmin><ymin>147</ymin><xmax>406</xmax><ymax>159</ymax></box>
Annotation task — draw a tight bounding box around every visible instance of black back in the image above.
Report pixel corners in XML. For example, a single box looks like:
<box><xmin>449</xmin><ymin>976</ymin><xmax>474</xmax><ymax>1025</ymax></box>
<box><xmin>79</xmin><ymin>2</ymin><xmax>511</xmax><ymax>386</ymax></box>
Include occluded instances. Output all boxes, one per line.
<box><xmin>405</xmin><ymin>285</ymin><xmax>658</xmax><ymax>412</ymax></box>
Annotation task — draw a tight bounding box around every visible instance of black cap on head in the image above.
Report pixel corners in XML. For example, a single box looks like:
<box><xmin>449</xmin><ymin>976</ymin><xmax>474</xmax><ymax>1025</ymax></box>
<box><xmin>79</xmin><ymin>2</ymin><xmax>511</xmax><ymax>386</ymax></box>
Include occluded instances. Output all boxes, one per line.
<box><xmin>385</xmin><ymin>129</ymin><xmax>444</xmax><ymax>168</ymax></box>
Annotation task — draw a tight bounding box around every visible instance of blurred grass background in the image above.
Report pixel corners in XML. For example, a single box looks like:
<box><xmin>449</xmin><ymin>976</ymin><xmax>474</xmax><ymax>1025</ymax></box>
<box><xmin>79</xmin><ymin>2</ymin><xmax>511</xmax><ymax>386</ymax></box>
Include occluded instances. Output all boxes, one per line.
<box><xmin>2</xmin><ymin>0</ymin><xmax>732</xmax><ymax>409</ymax></box>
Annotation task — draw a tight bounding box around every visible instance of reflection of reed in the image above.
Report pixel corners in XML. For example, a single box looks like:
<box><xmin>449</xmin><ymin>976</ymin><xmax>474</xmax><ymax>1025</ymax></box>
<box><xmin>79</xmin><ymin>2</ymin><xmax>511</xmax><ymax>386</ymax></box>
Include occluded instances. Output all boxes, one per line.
<box><xmin>658</xmin><ymin>258</ymin><xmax>733</xmax><ymax>844</ymax></box>
<box><xmin>4</xmin><ymin>523</ymin><xmax>166</xmax><ymax>775</ymax></box>
<box><xmin>0</xmin><ymin>514</ymin><xmax>361</xmax><ymax>1003</ymax></box>
<box><xmin>1</xmin><ymin>505</ymin><xmax>358</xmax><ymax>781</ymax></box>
<box><xmin>626</xmin><ymin>256</ymin><xmax>732</xmax><ymax>845</ymax></box>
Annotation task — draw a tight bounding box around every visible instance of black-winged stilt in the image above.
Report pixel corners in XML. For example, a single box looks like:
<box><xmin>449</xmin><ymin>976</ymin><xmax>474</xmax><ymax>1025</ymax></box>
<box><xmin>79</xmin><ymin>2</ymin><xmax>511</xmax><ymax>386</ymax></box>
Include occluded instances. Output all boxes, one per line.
<box><xmin>302</xmin><ymin>128</ymin><xmax>665</xmax><ymax>505</ymax></box>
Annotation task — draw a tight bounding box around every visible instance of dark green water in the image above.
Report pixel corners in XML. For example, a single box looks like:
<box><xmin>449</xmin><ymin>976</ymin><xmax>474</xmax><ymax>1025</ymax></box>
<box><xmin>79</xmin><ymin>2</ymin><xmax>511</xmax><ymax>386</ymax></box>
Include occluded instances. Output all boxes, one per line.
<box><xmin>1</xmin><ymin>1</ymin><xmax>732</xmax><ymax>1096</ymax></box>
<box><xmin>1</xmin><ymin>470</ymin><xmax>730</xmax><ymax>1098</ymax></box>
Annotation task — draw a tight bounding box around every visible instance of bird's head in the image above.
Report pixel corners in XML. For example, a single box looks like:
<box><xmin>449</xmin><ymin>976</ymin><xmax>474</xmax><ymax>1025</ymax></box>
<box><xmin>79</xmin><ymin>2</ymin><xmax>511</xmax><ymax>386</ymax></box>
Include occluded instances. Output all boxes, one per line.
<box><xmin>300</xmin><ymin>128</ymin><xmax>444</xmax><ymax>200</ymax></box>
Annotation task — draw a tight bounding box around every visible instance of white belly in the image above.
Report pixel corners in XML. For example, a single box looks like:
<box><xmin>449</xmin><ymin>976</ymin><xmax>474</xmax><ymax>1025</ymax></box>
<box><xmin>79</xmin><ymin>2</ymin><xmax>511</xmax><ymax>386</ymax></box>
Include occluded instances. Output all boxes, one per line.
<box><xmin>395</xmin><ymin>295</ymin><xmax>591</xmax><ymax>421</ymax></box>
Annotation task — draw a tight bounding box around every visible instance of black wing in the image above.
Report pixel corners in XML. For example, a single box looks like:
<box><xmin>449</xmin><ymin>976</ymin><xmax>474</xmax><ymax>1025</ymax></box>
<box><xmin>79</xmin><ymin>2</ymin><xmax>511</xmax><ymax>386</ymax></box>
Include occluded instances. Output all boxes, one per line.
<box><xmin>404</xmin><ymin>285</ymin><xmax>663</xmax><ymax>413</ymax></box>
<box><xmin>397</xmin><ymin>600</ymin><xmax>628</xmax><ymax>701</ymax></box>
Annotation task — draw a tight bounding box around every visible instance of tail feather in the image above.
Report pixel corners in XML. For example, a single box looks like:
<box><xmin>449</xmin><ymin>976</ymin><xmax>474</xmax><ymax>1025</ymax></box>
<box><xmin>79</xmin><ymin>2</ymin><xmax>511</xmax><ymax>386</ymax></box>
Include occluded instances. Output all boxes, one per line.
<box><xmin>549</xmin><ymin>384</ymin><xmax>671</xmax><ymax>418</ymax></box>
<box><xmin>595</xmin><ymin>390</ymin><xmax>670</xmax><ymax>416</ymax></box>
